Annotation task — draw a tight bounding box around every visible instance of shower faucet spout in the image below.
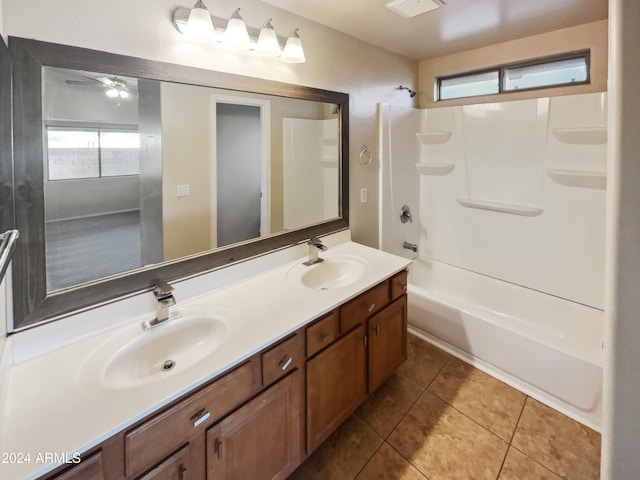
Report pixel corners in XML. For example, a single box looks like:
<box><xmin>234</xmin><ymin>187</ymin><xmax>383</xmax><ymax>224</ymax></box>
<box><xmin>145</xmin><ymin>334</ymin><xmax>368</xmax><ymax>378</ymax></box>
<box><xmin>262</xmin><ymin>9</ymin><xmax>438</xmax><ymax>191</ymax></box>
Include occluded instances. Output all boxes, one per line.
<box><xmin>403</xmin><ymin>241</ymin><xmax>418</xmax><ymax>253</ymax></box>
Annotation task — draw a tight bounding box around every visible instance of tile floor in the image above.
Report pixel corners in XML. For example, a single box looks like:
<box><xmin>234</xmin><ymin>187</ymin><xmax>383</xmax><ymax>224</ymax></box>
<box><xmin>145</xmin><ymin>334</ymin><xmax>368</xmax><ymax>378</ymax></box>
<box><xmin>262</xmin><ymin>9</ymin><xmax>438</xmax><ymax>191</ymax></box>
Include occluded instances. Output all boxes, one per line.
<box><xmin>289</xmin><ymin>334</ymin><xmax>601</xmax><ymax>480</ymax></box>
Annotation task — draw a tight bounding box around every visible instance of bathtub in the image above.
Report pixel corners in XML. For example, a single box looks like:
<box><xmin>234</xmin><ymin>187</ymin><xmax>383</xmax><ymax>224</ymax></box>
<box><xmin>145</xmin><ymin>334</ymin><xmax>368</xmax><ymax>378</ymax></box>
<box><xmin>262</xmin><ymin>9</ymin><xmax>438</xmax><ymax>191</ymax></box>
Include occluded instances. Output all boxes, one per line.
<box><xmin>407</xmin><ymin>257</ymin><xmax>604</xmax><ymax>431</ymax></box>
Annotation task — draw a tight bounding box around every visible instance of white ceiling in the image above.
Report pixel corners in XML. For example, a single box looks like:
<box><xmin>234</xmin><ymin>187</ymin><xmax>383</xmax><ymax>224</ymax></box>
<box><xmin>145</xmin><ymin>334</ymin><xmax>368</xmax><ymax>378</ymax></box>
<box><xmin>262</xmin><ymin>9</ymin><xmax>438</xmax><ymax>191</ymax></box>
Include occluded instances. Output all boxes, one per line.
<box><xmin>262</xmin><ymin>0</ymin><xmax>608</xmax><ymax>60</ymax></box>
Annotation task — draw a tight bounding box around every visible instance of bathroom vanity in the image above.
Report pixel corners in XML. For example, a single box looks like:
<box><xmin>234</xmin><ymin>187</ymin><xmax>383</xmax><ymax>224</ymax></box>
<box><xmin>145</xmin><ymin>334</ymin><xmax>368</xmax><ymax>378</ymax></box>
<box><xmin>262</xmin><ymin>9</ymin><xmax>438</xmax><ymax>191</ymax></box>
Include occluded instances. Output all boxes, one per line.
<box><xmin>0</xmin><ymin>239</ymin><xmax>410</xmax><ymax>480</ymax></box>
<box><xmin>41</xmin><ymin>273</ymin><xmax>407</xmax><ymax>480</ymax></box>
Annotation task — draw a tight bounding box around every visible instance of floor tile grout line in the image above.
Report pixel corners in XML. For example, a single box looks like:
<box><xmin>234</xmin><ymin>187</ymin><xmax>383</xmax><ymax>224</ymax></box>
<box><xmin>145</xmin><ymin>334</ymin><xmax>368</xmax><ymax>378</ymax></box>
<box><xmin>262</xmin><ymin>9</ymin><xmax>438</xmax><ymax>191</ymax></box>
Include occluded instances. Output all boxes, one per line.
<box><xmin>351</xmin><ymin>438</ymin><xmax>385</xmax><ymax>480</ymax></box>
<box><xmin>507</xmin><ymin>395</ymin><xmax>529</xmax><ymax>445</ymax></box>
<box><xmin>508</xmin><ymin>443</ymin><xmax>566</xmax><ymax>480</ymax></box>
<box><xmin>424</xmin><ymin>384</ymin><xmax>516</xmax><ymax>445</ymax></box>
<box><xmin>383</xmin><ymin>441</ymin><xmax>432</xmax><ymax>480</ymax></box>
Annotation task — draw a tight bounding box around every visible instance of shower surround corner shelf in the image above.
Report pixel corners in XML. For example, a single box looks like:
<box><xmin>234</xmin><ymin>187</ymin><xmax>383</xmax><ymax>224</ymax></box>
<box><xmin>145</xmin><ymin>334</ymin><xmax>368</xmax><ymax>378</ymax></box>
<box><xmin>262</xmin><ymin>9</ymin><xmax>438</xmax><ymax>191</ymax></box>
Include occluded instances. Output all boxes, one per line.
<box><xmin>416</xmin><ymin>131</ymin><xmax>453</xmax><ymax>145</ymax></box>
<box><xmin>320</xmin><ymin>159</ymin><xmax>339</xmax><ymax>168</ymax></box>
<box><xmin>457</xmin><ymin>197</ymin><xmax>543</xmax><ymax>217</ymax></box>
<box><xmin>415</xmin><ymin>163</ymin><xmax>455</xmax><ymax>176</ymax></box>
<box><xmin>546</xmin><ymin>169</ymin><xmax>607</xmax><ymax>189</ymax></box>
<box><xmin>319</xmin><ymin>137</ymin><xmax>339</xmax><ymax>146</ymax></box>
<box><xmin>551</xmin><ymin>127</ymin><xmax>607</xmax><ymax>145</ymax></box>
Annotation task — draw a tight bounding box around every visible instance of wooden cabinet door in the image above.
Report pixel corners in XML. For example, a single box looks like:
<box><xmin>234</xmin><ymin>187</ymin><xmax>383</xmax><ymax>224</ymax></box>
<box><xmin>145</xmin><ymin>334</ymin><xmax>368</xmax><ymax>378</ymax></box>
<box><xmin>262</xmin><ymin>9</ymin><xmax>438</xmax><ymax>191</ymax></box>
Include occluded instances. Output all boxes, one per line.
<box><xmin>368</xmin><ymin>296</ymin><xmax>408</xmax><ymax>392</ymax></box>
<box><xmin>206</xmin><ymin>371</ymin><xmax>303</xmax><ymax>480</ymax></box>
<box><xmin>306</xmin><ymin>324</ymin><xmax>367</xmax><ymax>453</ymax></box>
<box><xmin>137</xmin><ymin>445</ymin><xmax>191</xmax><ymax>480</ymax></box>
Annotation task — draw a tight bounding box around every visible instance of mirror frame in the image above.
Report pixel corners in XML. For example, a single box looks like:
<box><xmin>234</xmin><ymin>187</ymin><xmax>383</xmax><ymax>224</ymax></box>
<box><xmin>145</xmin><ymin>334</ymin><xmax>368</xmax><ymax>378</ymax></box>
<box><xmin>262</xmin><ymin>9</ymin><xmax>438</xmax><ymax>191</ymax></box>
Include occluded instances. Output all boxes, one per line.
<box><xmin>8</xmin><ymin>37</ymin><xmax>349</xmax><ymax>331</ymax></box>
<box><xmin>0</xmin><ymin>38</ymin><xmax>13</xmax><ymax>248</ymax></box>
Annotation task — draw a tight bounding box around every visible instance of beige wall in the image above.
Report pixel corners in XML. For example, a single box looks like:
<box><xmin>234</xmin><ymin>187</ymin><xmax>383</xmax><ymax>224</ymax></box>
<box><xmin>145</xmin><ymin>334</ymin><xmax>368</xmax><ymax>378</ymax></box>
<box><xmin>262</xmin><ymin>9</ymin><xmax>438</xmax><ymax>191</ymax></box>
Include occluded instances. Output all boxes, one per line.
<box><xmin>161</xmin><ymin>82</ymin><xmax>213</xmax><ymax>260</ymax></box>
<box><xmin>161</xmin><ymin>82</ymin><xmax>332</xmax><ymax>260</ymax></box>
<box><xmin>4</xmin><ymin>0</ymin><xmax>418</xmax><ymax>248</ymax></box>
<box><xmin>418</xmin><ymin>20</ymin><xmax>608</xmax><ymax>108</ymax></box>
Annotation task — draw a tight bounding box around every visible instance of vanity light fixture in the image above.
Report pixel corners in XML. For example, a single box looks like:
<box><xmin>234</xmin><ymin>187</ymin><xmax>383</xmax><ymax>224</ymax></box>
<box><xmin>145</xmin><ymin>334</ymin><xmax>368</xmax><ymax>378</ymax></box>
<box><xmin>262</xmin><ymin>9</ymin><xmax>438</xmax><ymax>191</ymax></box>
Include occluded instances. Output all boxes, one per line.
<box><xmin>224</xmin><ymin>8</ymin><xmax>251</xmax><ymax>49</ymax></box>
<box><xmin>281</xmin><ymin>29</ymin><xmax>306</xmax><ymax>64</ymax></box>
<box><xmin>255</xmin><ymin>19</ymin><xmax>281</xmax><ymax>57</ymax></box>
<box><xmin>185</xmin><ymin>0</ymin><xmax>216</xmax><ymax>40</ymax></box>
<box><xmin>172</xmin><ymin>5</ymin><xmax>305</xmax><ymax>63</ymax></box>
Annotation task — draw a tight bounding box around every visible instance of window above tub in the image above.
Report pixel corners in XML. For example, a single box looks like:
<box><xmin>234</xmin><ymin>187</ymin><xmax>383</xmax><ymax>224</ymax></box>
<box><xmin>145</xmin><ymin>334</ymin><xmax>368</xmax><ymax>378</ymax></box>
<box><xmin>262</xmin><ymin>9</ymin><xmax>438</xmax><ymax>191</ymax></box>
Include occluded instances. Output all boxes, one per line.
<box><xmin>436</xmin><ymin>50</ymin><xmax>590</xmax><ymax>101</ymax></box>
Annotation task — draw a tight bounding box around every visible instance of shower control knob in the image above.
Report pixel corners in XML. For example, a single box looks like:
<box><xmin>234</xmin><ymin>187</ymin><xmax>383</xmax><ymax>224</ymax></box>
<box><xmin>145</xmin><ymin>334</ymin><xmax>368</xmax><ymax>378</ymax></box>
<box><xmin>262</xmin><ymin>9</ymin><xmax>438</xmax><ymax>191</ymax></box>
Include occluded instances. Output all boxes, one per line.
<box><xmin>400</xmin><ymin>205</ymin><xmax>413</xmax><ymax>223</ymax></box>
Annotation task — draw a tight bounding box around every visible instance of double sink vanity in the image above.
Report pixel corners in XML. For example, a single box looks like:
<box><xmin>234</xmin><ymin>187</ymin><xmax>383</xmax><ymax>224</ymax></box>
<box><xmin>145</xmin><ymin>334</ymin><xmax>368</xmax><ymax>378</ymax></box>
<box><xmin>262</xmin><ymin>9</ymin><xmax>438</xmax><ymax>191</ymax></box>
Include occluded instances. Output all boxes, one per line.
<box><xmin>0</xmin><ymin>235</ymin><xmax>411</xmax><ymax>480</ymax></box>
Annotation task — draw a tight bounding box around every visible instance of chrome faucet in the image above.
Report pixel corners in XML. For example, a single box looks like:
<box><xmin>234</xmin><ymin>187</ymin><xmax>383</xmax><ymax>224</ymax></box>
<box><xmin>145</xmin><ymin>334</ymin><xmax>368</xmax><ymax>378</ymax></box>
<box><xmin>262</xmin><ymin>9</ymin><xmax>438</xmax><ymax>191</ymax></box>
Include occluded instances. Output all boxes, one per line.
<box><xmin>303</xmin><ymin>236</ymin><xmax>328</xmax><ymax>266</ymax></box>
<box><xmin>142</xmin><ymin>280</ymin><xmax>180</xmax><ymax>330</ymax></box>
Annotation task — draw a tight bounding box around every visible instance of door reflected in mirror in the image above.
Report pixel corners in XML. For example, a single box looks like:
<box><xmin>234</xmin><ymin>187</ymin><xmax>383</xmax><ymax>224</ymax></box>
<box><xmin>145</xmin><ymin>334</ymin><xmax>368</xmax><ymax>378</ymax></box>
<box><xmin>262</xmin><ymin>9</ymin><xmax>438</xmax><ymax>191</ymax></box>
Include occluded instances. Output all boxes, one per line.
<box><xmin>42</xmin><ymin>66</ymin><xmax>340</xmax><ymax>292</ymax></box>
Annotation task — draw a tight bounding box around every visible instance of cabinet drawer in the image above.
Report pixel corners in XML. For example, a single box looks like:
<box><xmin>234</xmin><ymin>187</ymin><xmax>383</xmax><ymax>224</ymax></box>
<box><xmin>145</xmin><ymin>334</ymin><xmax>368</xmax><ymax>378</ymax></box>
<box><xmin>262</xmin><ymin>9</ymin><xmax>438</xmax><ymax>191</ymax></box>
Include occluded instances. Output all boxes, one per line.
<box><xmin>339</xmin><ymin>281</ymin><xmax>390</xmax><ymax>333</ymax></box>
<box><xmin>306</xmin><ymin>310</ymin><xmax>339</xmax><ymax>357</ymax></box>
<box><xmin>125</xmin><ymin>358</ymin><xmax>260</xmax><ymax>479</ymax></box>
<box><xmin>52</xmin><ymin>451</ymin><xmax>103</xmax><ymax>480</ymax></box>
<box><xmin>262</xmin><ymin>333</ymin><xmax>304</xmax><ymax>386</ymax></box>
<box><xmin>390</xmin><ymin>270</ymin><xmax>408</xmax><ymax>300</ymax></box>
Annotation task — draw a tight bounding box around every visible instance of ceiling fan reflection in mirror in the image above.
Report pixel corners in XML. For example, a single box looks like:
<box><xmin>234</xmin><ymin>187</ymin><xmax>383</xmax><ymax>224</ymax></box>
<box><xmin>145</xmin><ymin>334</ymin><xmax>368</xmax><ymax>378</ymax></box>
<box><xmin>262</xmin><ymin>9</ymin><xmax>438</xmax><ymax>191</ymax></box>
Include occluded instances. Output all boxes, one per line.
<box><xmin>65</xmin><ymin>75</ymin><xmax>138</xmax><ymax>100</ymax></box>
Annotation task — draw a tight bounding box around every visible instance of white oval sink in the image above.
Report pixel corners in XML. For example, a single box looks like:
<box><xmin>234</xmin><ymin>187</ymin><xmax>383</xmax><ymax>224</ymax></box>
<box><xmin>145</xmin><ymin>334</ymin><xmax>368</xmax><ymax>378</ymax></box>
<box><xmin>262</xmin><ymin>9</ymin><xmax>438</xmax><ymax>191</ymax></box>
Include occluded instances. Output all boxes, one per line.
<box><xmin>103</xmin><ymin>315</ymin><xmax>228</xmax><ymax>389</ymax></box>
<box><xmin>78</xmin><ymin>304</ymin><xmax>237</xmax><ymax>392</ymax></box>
<box><xmin>288</xmin><ymin>256</ymin><xmax>371</xmax><ymax>290</ymax></box>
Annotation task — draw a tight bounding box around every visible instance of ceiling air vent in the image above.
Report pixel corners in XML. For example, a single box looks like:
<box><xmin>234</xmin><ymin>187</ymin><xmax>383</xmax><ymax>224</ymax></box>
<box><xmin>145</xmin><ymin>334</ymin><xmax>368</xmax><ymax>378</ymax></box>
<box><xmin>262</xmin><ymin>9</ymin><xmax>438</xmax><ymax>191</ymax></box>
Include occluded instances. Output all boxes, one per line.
<box><xmin>385</xmin><ymin>0</ymin><xmax>444</xmax><ymax>18</ymax></box>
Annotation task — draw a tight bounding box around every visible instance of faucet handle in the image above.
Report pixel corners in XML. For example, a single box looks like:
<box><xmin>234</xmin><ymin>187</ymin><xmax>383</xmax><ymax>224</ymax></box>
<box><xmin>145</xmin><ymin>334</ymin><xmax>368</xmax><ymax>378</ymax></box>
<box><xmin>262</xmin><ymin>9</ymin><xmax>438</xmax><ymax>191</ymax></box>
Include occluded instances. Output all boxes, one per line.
<box><xmin>153</xmin><ymin>279</ymin><xmax>174</xmax><ymax>297</ymax></box>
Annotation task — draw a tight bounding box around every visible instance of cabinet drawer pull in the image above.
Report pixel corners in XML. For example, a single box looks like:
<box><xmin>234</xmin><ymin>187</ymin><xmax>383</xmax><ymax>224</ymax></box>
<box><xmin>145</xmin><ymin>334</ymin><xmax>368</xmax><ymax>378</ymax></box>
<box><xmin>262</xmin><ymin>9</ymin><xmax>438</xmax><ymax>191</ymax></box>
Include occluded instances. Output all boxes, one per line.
<box><xmin>179</xmin><ymin>465</ymin><xmax>188</xmax><ymax>480</ymax></box>
<box><xmin>320</xmin><ymin>333</ymin><xmax>333</xmax><ymax>343</ymax></box>
<box><xmin>367</xmin><ymin>303</ymin><xmax>376</xmax><ymax>313</ymax></box>
<box><xmin>280</xmin><ymin>356</ymin><xmax>293</xmax><ymax>371</ymax></box>
<box><xmin>375</xmin><ymin>325</ymin><xmax>380</xmax><ymax>335</ymax></box>
<box><xmin>402</xmin><ymin>285</ymin><xmax>408</xmax><ymax>291</ymax></box>
<box><xmin>191</xmin><ymin>408</ymin><xmax>211</xmax><ymax>428</ymax></box>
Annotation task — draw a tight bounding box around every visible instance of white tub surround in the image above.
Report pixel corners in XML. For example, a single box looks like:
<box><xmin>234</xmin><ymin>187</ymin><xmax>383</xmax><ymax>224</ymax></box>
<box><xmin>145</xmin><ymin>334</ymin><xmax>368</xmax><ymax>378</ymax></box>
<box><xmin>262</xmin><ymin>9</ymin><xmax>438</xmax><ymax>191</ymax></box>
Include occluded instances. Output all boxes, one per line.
<box><xmin>0</xmin><ymin>234</ymin><xmax>410</xmax><ymax>480</ymax></box>
<box><xmin>379</xmin><ymin>94</ymin><xmax>607</xmax><ymax>431</ymax></box>
<box><xmin>408</xmin><ymin>258</ymin><xmax>604</xmax><ymax>430</ymax></box>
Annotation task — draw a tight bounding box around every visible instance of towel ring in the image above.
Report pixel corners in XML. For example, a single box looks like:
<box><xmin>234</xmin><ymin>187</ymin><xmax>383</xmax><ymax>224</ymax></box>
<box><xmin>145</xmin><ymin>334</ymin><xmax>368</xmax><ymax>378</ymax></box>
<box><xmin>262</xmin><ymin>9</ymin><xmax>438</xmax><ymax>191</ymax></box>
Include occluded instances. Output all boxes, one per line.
<box><xmin>359</xmin><ymin>145</ymin><xmax>373</xmax><ymax>167</ymax></box>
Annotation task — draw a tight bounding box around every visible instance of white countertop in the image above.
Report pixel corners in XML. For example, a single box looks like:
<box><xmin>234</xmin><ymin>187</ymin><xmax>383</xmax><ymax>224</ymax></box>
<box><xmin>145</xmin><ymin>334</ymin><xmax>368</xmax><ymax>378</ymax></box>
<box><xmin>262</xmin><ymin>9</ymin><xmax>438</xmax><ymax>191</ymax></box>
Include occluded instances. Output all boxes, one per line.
<box><xmin>0</xmin><ymin>239</ymin><xmax>410</xmax><ymax>479</ymax></box>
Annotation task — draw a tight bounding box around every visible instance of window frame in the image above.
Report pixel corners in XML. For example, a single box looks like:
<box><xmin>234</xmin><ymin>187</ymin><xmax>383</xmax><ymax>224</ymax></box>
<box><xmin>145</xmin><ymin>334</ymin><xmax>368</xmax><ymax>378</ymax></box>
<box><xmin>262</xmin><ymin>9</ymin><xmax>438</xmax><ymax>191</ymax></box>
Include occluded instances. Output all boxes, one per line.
<box><xmin>45</xmin><ymin>122</ymin><xmax>141</xmax><ymax>181</ymax></box>
<box><xmin>436</xmin><ymin>50</ymin><xmax>591</xmax><ymax>102</ymax></box>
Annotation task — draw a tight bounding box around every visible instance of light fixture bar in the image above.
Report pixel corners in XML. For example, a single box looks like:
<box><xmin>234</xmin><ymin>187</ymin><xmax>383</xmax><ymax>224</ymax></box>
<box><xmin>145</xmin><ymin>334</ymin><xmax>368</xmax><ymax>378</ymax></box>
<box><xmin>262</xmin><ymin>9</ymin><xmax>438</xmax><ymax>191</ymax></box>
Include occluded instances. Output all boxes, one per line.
<box><xmin>173</xmin><ymin>7</ymin><xmax>288</xmax><ymax>46</ymax></box>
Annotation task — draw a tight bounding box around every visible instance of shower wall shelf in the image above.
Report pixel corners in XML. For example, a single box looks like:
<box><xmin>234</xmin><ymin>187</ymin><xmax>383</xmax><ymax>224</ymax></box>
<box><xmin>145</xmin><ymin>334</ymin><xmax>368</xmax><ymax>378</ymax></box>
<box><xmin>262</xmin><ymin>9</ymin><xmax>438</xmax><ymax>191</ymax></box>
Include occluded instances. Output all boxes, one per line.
<box><xmin>416</xmin><ymin>131</ymin><xmax>453</xmax><ymax>145</ymax></box>
<box><xmin>546</xmin><ymin>169</ymin><xmax>607</xmax><ymax>190</ymax></box>
<box><xmin>551</xmin><ymin>127</ymin><xmax>607</xmax><ymax>145</ymax></box>
<box><xmin>457</xmin><ymin>197</ymin><xmax>543</xmax><ymax>217</ymax></box>
<box><xmin>415</xmin><ymin>163</ymin><xmax>455</xmax><ymax>176</ymax></box>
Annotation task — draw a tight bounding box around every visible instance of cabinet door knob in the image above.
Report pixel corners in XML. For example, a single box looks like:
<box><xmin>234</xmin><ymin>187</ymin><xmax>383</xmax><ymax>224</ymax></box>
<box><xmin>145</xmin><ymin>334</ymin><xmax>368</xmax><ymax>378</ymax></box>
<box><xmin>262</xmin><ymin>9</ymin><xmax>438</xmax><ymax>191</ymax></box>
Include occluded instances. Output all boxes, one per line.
<box><xmin>191</xmin><ymin>408</ymin><xmax>211</xmax><ymax>428</ymax></box>
<box><xmin>375</xmin><ymin>325</ymin><xmax>380</xmax><ymax>335</ymax></box>
<box><xmin>280</xmin><ymin>356</ymin><xmax>293</xmax><ymax>371</ymax></box>
<box><xmin>367</xmin><ymin>303</ymin><xmax>376</xmax><ymax>313</ymax></box>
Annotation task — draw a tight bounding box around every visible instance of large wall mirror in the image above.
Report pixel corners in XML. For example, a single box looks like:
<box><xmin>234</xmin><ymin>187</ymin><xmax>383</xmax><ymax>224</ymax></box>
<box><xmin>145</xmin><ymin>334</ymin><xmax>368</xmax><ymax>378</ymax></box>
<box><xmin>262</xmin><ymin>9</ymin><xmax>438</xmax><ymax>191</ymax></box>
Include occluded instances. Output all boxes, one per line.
<box><xmin>8</xmin><ymin>37</ymin><xmax>349</xmax><ymax>331</ymax></box>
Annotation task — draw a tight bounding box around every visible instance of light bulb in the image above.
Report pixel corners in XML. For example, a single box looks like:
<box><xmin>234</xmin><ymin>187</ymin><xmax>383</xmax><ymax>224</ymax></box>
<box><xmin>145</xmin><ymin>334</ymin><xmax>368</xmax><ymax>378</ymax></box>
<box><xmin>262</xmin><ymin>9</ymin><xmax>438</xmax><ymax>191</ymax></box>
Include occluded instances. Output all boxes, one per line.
<box><xmin>186</xmin><ymin>0</ymin><xmax>215</xmax><ymax>40</ymax></box>
<box><xmin>224</xmin><ymin>8</ymin><xmax>250</xmax><ymax>49</ymax></box>
<box><xmin>281</xmin><ymin>29</ymin><xmax>306</xmax><ymax>63</ymax></box>
<box><xmin>105</xmin><ymin>88</ymin><xmax>119</xmax><ymax>99</ymax></box>
<box><xmin>256</xmin><ymin>19</ymin><xmax>281</xmax><ymax>57</ymax></box>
